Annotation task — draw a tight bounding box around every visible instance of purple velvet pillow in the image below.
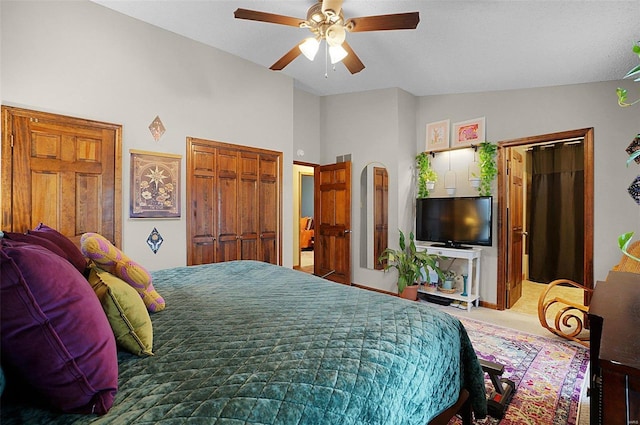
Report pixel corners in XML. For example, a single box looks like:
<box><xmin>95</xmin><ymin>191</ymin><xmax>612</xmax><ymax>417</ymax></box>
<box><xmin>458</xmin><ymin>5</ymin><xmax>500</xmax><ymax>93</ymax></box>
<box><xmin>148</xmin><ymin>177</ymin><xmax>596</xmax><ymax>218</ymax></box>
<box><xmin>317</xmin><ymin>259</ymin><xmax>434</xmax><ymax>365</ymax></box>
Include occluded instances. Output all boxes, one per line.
<box><xmin>2</xmin><ymin>231</ymin><xmax>68</xmax><ymax>259</ymax></box>
<box><xmin>0</xmin><ymin>241</ymin><xmax>118</xmax><ymax>415</ymax></box>
<box><xmin>28</xmin><ymin>223</ymin><xmax>88</xmax><ymax>274</ymax></box>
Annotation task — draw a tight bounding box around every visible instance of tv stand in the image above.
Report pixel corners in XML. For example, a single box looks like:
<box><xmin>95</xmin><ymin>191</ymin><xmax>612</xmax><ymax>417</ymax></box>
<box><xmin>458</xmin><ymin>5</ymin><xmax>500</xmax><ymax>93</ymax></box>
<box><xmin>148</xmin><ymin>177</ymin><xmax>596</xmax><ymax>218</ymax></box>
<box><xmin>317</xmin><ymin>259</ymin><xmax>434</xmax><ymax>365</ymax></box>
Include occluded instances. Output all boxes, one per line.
<box><xmin>432</xmin><ymin>243</ymin><xmax>472</xmax><ymax>250</ymax></box>
<box><xmin>416</xmin><ymin>244</ymin><xmax>481</xmax><ymax>312</ymax></box>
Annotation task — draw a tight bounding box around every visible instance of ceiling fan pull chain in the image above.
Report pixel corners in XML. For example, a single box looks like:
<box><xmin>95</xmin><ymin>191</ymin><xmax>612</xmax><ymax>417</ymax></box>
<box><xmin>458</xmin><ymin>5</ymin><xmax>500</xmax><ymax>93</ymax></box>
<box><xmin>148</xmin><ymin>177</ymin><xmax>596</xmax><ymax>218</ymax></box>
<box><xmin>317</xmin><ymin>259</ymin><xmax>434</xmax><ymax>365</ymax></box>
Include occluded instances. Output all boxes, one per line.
<box><xmin>324</xmin><ymin>41</ymin><xmax>329</xmax><ymax>78</ymax></box>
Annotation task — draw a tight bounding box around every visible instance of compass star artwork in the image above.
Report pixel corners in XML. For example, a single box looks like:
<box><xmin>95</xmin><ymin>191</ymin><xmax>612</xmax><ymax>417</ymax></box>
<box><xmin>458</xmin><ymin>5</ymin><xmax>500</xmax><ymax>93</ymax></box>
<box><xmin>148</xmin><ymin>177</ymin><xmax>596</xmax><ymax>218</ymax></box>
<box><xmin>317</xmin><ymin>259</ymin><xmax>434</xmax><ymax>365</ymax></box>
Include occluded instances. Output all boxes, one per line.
<box><xmin>130</xmin><ymin>150</ymin><xmax>181</xmax><ymax>218</ymax></box>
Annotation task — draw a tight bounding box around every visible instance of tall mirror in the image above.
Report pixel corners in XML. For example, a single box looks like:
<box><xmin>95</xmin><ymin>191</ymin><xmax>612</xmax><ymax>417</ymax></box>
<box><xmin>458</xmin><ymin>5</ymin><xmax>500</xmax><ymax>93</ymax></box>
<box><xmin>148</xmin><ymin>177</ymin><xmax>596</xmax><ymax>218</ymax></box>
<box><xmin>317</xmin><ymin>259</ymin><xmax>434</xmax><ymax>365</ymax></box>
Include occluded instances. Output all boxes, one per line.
<box><xmin>360</xmin><ymin>163</ymin><xmax>388</xmax><ymax>270</ymax></box>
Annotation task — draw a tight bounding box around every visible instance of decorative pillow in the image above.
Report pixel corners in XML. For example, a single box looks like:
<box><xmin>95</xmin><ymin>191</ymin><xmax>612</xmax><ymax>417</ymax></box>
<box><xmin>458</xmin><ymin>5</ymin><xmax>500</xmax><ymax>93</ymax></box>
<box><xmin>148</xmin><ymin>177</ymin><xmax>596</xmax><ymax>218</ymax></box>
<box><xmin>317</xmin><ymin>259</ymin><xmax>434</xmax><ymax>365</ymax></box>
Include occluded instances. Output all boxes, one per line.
<box><xmin>28</xmin><ymin>223</ymin><xmax>88</xmax><ymax>275</ymax></box>
<box><xmin>88</xmin><ymin>265</ymin><xmax>154</xmax><ymax>356</ymax></box>
<box><xmin>2</xmin><ymin>231</ymin><xmax>68</xmax><ymax>259</ymax></box>
<box><xmin>80</xmin><ymin>232</ymin><xmax>165</xmax><ymax>312</ymax></box>
<box><xmin>0</xmin><ymin>241</ymin><xmax>118</xmax><ymax>414</ymax></box>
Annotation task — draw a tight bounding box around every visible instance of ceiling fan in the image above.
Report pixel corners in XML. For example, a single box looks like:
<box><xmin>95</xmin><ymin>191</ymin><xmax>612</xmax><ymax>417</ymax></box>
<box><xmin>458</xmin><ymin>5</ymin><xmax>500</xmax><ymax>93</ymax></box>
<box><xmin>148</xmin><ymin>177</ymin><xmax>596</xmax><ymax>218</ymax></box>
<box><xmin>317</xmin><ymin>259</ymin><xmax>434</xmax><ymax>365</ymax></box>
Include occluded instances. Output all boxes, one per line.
<box><xmin>234</xmin><ymin>0</ymin><xmax>420</xmax><ymax>74</ymax></box>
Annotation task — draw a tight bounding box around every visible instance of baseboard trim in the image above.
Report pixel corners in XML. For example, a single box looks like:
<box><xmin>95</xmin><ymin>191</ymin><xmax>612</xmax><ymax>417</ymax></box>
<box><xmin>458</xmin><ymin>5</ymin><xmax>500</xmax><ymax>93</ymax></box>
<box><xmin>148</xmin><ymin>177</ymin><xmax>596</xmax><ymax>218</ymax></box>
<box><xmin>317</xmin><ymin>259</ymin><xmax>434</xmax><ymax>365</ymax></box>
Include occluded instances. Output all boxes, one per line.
<box><xmin>351</xmin><ymin>282</ymin><xmax>398</xmax><ymax>297</ymax></box>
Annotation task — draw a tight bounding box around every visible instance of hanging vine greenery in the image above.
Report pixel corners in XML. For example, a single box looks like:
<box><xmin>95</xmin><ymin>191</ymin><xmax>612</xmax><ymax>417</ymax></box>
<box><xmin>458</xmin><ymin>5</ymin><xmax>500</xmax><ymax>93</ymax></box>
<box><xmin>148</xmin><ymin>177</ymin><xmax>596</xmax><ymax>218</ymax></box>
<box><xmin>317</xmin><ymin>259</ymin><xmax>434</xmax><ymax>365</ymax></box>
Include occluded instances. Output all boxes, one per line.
<box><xmin>616</xmin><ymin>41</ymin><xmax>640</xmax><ymax>107</ymax></box>
<box><xmin>478</xmin><ymin>142</ymin><xmax>498</xmax><ymax>196</ymax></box>
<box><xmin>416</xmin><ymin>152</ymin><xmax>438</xmax><ymax>198</ymax></box>
<box><xmin>616</xmin><ymin>41</ymin><xmax>640</xmax><ymax>262</ymax></box>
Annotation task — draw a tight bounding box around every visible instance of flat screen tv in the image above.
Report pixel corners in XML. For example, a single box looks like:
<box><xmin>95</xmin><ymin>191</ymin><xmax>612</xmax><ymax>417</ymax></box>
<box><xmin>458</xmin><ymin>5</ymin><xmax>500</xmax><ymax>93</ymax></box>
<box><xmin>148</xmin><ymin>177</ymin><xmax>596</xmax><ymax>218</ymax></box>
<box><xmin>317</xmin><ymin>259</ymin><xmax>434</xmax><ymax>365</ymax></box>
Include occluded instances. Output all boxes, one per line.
<box><xmin>416</xmin><ymin>196</ymin><xmax>493</xmax><ymax>248</ymax></box>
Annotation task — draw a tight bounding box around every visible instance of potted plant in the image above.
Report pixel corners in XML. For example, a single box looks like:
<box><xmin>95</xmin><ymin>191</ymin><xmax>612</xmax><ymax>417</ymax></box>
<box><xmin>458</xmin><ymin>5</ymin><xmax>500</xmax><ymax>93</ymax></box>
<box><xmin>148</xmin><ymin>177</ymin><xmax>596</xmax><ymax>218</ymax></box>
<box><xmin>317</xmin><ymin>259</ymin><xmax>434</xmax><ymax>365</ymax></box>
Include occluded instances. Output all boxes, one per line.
<box><xmin>478</xmin><ymin>142</ymin><xmax>498</xmax><ymax>196</ymax></box>
<box><xmin>379</xmin><ymin>230</ymin><xmax>443</xmax><ymax>300</ymax></box>
<box><xmin>416</xmin><ymin>152</ymin><xmax>438</xmax><ymax>198</ymax></box>
<box><xmin>441</xmin><ymin>270</ymin><xmax>457</xmax><ymax>290</ymax></box>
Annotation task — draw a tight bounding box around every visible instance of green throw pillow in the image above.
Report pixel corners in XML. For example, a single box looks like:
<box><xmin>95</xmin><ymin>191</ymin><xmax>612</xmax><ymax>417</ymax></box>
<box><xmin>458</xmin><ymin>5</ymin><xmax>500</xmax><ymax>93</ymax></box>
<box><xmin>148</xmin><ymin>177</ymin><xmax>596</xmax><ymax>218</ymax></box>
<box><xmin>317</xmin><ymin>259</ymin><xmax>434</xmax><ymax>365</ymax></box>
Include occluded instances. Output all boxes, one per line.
<box><xmin>88</xmin><ymin>265</ymin><xmax>154</xmax><ymax>356</ymax></box>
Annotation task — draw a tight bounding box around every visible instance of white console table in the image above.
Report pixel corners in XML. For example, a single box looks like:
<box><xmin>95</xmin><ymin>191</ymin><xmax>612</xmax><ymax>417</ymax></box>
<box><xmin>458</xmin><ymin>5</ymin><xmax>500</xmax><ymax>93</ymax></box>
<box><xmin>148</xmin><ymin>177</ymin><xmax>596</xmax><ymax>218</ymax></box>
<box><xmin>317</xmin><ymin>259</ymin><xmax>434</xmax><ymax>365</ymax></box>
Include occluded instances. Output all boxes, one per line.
<box><xmin>416</xmin><ymin>245</ymin><xmax>482</xmax><ymax>312</ymax></box>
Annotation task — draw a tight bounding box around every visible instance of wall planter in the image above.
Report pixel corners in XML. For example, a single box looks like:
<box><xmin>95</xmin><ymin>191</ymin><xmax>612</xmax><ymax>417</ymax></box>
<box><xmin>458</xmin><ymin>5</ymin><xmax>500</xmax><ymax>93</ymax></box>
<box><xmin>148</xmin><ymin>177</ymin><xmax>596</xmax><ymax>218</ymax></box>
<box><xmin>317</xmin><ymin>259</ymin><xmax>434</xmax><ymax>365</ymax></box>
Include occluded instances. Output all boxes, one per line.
<box><xmin>478</xmin><ymin>142</ymin><xmax>498</xmax><ymax>196</ymax></box>
<box><xmin>416</xmin><ymin>152</ymin><xmax>438</xmax><ymax>198</ymax></box>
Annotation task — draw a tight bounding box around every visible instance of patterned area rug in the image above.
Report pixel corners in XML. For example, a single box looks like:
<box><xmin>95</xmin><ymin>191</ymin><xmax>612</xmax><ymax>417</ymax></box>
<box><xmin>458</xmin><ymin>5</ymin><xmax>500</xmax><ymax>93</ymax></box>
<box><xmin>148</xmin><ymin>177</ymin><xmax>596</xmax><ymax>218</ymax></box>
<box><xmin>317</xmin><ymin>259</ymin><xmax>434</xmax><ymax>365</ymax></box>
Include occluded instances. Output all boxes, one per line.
<box><xmin>450</xmin><ymin>317</ymin><xmax>589</xmax><ymax>425</ymax></box>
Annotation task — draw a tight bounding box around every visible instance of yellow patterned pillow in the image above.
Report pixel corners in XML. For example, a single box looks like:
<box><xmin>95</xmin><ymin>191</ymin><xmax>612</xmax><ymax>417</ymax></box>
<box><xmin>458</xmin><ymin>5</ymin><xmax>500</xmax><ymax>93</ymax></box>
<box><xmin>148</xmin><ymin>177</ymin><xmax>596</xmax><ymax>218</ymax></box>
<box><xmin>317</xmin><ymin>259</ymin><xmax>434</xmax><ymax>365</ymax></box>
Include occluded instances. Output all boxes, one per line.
<box><xmin>88</xmin><ymin>265</ymin><xmax>153</xmax><ymax>356</ymax></box>
<box><xmin>80</xmin><ymin>232</ymin><xmax>165</xmax><ymax>312</ymax></box>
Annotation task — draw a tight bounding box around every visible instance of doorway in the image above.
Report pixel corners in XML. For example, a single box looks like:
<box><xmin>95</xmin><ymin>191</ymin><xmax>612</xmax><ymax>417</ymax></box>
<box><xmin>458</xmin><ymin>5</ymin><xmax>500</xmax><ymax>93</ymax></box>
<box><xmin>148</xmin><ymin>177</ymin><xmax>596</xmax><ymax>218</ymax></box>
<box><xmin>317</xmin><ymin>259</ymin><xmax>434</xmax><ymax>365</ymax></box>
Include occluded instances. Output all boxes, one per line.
<box><xmin>294</xmin><ymin>163</ymin><xmax>316</xmax><ymax>273</ymax></box>
<box><xmin>497</xmin><ymin>128</ymin><xmax>594</xmax><ymax>312</ymax></box>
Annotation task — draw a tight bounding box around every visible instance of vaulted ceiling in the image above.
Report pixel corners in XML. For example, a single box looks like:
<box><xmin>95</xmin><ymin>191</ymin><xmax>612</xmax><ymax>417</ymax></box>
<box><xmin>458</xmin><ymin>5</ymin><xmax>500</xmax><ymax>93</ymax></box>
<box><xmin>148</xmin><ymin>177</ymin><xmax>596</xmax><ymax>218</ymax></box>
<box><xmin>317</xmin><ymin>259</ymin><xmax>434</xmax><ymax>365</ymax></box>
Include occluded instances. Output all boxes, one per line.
<box><xmin>93</xmin><ymin>1</ymin><xmax>640</xmax><ymax>97</ymax></box>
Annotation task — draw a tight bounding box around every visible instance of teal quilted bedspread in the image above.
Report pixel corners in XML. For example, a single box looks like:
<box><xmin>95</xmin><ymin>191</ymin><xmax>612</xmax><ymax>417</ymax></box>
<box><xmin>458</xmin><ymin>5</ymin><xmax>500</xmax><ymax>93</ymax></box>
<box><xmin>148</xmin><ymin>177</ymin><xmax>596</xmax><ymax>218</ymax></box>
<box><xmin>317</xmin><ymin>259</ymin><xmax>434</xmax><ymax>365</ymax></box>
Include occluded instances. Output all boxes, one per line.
<box><xmin>2</xmin><ymin>261</ymin><xmax>486</xmax><ymax>424</ymax></box>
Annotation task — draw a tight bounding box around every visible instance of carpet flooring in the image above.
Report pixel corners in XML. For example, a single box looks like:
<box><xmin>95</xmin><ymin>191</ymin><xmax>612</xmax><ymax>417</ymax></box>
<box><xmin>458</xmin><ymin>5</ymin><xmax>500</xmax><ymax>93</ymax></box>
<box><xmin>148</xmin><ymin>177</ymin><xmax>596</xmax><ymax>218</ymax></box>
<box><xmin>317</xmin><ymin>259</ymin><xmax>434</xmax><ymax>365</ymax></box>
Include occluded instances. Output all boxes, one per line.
<box><xmin>448</xmin><ymin>316</ymin><xmax>589</xmax><ymax>425</ymax></box>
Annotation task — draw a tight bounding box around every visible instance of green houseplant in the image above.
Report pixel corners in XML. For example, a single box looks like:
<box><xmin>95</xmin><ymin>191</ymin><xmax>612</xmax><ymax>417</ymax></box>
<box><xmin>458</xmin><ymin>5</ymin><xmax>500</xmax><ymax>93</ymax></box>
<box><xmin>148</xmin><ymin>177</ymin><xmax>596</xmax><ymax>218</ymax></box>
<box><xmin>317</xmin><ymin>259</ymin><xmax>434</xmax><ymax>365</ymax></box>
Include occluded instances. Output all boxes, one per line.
<box><xmin>416</xmin><ymin>152</ymin><xmax>438</xmax><ymax>198</ymax></box>
<box><xmin>478</xmin><ymin>142</ymin><xmax>498</xmax><ymax>196</ymax></box>
<box><xmin>616</xmin><ymin>41</ymin><xmax>640</xmax><ymax>261</ymax></box>
<box><xmin>379</xmin><ymin>230</ymin><xmax>443</xmax><ymax>300</ymax></box>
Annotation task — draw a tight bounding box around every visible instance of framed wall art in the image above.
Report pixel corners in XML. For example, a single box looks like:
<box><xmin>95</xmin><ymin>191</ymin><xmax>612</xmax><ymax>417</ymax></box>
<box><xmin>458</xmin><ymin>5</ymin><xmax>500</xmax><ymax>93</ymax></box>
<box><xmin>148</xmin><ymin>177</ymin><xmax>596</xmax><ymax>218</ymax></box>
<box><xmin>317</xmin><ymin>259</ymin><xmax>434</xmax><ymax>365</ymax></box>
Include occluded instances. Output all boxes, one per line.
<box><xmin>452</xmin><ymin>117</ymin><xmax>485</xmax><ymax>148</ymax></box>
<box><xmin>425</xmin><ymin>119</ymin><xmax>450</xmax><ymax>151</ymax></box>
<box><xmin>130</xmin><ymin>149</ymin><xmax>181</xmax><ymax>218</ymax></box>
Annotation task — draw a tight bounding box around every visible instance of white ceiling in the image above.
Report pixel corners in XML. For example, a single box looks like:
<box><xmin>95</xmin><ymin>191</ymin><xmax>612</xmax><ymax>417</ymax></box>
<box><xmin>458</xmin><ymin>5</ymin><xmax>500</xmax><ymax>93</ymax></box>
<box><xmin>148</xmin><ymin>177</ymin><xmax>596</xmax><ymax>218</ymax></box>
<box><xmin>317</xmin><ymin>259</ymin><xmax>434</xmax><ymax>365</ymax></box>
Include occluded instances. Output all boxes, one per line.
<box><xmin>92</xmin><ymin>0</ymin><xmax>640</xmax><ymax>97</ymax></box>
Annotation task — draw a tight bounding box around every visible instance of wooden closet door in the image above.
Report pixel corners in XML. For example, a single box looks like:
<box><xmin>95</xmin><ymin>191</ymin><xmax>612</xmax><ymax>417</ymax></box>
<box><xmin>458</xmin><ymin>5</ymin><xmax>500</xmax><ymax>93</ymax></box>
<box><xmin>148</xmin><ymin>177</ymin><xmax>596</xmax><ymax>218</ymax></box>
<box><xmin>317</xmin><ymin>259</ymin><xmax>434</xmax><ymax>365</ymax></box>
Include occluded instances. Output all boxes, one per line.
<box><xmin>1</xmin><ymin>106</ymin><xmax>122</xmax><ymax>247</ymax></box>
<box><xmin>239</xmin><ymin>152</ymin><xmax>259</xmax><ymax>260</ymax></box>
<box><xmin>187</xmin><ymin>141</ymin><xmax>217</xmax><ymax>265</ymax></box>
<box><xmin>258</xmin><ymin>154</ymin><xmax>279</xmax><ymax>264</ymax></box>
<box><xmin>216</xmin><ymin>148</ymin><xmax>240</xmax><ymax>262</ymax></box>
<box><xmin>186</xmin><ymin>137</ymin><xmax>282</xmax><ymax>266</ymax></box>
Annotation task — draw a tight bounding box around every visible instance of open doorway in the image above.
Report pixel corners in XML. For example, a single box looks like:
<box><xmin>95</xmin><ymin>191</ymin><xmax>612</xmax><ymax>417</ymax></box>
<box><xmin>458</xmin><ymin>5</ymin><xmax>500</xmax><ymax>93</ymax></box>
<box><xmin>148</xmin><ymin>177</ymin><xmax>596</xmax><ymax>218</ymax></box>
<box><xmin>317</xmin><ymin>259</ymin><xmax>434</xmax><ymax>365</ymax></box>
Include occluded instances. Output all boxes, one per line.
<box><xmin>294</xmin><ymin>163</ymin><xmax>316</xmax><ymax>274</ymax></box>
<box><xmin>497</xmin><ymin>128</ymin><xmax>594</xmax><ymax>313</ymax></box>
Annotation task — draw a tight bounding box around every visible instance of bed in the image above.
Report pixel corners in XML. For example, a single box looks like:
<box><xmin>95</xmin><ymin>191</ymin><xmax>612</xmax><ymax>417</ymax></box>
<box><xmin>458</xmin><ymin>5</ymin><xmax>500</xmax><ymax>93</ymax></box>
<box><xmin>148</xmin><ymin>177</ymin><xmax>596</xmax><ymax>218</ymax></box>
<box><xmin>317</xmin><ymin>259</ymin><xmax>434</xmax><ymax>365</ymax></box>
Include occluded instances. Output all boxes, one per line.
<box><xmin>1</xmin><ymin>259</ymin><xmax>486</xmax><ymax>424</ymax></box>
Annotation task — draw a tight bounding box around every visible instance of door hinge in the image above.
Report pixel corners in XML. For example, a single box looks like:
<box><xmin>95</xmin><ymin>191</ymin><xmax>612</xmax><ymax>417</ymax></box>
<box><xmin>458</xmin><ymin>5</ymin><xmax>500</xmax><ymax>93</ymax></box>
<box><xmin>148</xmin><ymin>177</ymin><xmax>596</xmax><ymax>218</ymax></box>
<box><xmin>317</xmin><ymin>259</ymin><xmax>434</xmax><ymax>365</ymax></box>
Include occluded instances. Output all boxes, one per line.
<box><xmin>10</xmin><ymin>133</ymin><xmax>14</xmax><ymax>148</ymax></box>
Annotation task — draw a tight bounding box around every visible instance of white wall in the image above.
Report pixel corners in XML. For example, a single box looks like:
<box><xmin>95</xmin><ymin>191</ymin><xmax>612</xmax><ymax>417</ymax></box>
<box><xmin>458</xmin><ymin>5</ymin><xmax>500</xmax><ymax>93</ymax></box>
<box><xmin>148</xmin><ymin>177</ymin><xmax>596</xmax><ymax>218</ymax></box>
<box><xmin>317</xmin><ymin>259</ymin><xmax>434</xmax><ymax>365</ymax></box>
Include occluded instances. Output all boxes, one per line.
<box><xmin>321</xmin><ymin>88</ymin><xmax>416</xmax><ymax>293</ymax></box>
<box><xmin>1</xmin><ymin>0</ymin><xmax>295</xmax><ymax>270</ymax></box>
<box><xmin>3</xmin><ymin>1</ymin><xmax>637</xmax><ymax>303</ymax></box>
<box><xmin>293</xmin><ymin>90</ymin><xmax>321</xmax><ymax>164</ymax></box>
<box><xmin>318</xmin><ymin>81</ymin><xmax>639</xmax><ymax>303</ymax></box>
<box><xmin>417</xmin><ymin>81</ymin><xmax>640</xmax><ymax>303</ymax></box>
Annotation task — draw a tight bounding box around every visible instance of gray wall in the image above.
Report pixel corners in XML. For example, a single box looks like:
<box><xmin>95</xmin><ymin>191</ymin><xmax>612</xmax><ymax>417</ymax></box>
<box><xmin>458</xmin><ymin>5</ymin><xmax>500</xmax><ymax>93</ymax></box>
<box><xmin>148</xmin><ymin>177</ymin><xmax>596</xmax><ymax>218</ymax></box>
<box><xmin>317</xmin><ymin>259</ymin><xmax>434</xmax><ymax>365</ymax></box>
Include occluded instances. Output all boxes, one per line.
<box><xmin>2</xmin><ymin>1</ymin><xmax>637</xmax><ymax>305</ymax></box>
<box><xmin>416</xmin><ymin>81</ymin><xmax>639</xmax><ymax>303</ymax></box>
<box><xmin>318</xmin><ymin>81</ymin><xmax>639</xmax><ymax>302</ymax></box>
<box><xmin>1</xmin><ymin>0</ymin><xmax>295</xmax><ymax>270</ymax></box>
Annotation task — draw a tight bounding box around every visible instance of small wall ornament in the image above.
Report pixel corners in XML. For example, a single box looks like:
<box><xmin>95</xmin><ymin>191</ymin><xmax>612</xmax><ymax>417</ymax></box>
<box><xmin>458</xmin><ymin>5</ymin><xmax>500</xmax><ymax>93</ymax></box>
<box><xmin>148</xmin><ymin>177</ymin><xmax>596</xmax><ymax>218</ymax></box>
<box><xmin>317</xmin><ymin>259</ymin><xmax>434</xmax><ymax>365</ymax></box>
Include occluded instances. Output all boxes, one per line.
<box><xmin>149</xmin><ymin>116</ymin><xmax>166</xmax><ymax>142</ymax></box>
<box><xmin>146</xmin><ymin>227</ymin><xmax>163</xmax><ymax>254</ymax></box>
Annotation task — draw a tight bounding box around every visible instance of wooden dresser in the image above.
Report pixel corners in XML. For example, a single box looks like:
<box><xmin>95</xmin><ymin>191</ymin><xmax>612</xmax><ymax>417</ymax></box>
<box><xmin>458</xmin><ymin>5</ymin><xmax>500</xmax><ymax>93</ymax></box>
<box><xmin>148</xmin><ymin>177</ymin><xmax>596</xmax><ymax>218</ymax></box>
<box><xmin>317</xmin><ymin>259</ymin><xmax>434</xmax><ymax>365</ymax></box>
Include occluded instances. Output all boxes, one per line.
<box><xmin>589</xmin><ymin>271</ymin><xmax>640</xmax><ymax>425</ymax></box>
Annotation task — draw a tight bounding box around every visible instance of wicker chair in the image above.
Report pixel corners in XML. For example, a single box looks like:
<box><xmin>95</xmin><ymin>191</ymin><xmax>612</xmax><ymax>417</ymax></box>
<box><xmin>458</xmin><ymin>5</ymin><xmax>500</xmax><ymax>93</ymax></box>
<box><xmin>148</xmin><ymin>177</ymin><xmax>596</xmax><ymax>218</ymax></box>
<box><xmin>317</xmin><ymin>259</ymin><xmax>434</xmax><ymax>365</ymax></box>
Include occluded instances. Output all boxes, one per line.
<box><xmin>537</xmin><ymin>240</ymin><xmax>640</xmax><ymax>346</ymax></box>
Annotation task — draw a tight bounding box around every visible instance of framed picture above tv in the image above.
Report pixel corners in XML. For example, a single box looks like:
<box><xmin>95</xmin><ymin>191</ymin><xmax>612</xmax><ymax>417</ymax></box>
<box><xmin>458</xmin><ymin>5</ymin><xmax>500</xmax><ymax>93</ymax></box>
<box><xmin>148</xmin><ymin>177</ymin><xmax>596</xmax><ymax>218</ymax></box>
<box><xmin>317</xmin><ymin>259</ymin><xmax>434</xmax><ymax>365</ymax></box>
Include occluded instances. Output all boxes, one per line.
<box><xmin>425</xmin><ymin>119</ymin><xmax>450</xmax><ymax>151</ymax></box>
<box><xmin>452</xmin><ymin>117</ymin><xmax>485</xmax><ymax>148</ymax></box>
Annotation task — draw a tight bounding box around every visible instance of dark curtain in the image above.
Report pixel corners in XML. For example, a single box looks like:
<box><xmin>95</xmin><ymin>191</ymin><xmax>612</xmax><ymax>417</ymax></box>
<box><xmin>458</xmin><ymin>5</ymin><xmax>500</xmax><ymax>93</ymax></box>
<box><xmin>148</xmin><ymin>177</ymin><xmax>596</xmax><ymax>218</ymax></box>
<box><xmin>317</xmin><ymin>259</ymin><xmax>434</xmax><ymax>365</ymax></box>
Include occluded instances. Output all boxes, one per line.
<box><xmin>528</xmin><ymin>143</ymin><xmax>584</xmax><ymax>283</ymax></box>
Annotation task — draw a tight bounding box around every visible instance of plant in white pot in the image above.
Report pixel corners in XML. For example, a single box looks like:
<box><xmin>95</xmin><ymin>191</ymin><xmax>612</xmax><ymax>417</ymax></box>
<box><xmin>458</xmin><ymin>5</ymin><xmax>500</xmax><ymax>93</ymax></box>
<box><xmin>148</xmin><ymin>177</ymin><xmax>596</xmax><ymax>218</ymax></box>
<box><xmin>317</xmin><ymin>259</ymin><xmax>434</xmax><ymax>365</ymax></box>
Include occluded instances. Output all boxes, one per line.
<box><xmin>416</xmin><ymin>152</ymin><xmax>438</xmax><ymax>197</ymax></box>
<box><xmin>379</xmin><ymin>230</ymin><xmax>443</xmax><ymax>300</ymax></box>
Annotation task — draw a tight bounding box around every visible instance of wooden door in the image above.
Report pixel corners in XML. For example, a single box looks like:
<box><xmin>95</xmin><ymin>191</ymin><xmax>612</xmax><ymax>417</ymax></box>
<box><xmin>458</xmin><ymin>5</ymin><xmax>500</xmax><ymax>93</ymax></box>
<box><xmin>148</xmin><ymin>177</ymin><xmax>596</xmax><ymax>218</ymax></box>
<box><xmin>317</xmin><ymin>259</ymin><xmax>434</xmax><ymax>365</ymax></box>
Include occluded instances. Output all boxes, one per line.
<box><xmin>507</xmin><ymin>149</ymin><xmax>524</xmax><ymax>308</ymax></box>
<box><xmin>217</xmin><ymin>148</ymin><xmax>240</xmax><ymax>262</ymax></box>
<box><xmin>498</xmin><ymin>128</ymin><xmax>594</xmax><ymax>310</ymax></box>
<box><xmin>373</xmin><ymin>167</ymin><xmax>388</xmax><ymax>270</ymax></box>
<box><xmin>186</xmin><ymin>137</ymin><xmax>282</xmax><ymax>266</ymax></box>
<box><xmin>314</xmin><ymin>161</ymin><xmax>351</xmax><ymax>285</ymax></box>
<box><xmin>258</xmin><ymin>154</ymin><xmax>279</xmax><ymax>264</ymax></box>
<box><xmin>1</xmin><ymin>106</ymin><xmax>122</xmax><ymax>246</ymax></box>
<box><xmin>239</xmin><ymin>152</ymin><xmax>259</xmax><ymax>260</ymax></box>
<box><xmin>186</xmin><ymin>141</ymin><xmax>217</xmax><ymax>265</ymax></box>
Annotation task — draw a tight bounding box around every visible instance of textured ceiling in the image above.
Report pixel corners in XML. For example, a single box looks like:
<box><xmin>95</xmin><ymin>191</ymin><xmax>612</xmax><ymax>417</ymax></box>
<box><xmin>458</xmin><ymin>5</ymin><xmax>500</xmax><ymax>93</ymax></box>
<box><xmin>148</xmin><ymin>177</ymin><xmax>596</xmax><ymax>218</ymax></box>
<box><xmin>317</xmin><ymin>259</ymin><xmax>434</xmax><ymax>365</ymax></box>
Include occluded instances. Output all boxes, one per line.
<box><xmin>92</xmin><ymin>0</ymin><xmax>640</xmax><ymax>97</ymax></box>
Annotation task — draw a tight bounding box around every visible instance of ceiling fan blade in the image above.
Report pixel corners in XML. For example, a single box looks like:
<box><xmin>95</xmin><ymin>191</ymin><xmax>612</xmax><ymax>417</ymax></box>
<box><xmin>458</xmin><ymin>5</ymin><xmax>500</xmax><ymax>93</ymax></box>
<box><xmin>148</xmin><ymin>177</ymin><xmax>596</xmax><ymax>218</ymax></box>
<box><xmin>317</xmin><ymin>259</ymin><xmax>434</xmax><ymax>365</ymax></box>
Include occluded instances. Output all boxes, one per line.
<box><xmin>234</xmin><ymin>8</ymin><xmax>304</xmax><ymax>27</ymax></box>
<box><xmin>341</xmin><ymin>41</ymin><xmax>365</xmax><ymax>74</ymax></box>
<box><xmin>322</xmin><ymin>0</ymin><xmax>343</xmax><ymax>17</ymax></box>
<box><xmin>270</xmin><ymin>43</ymin><xmax>304</xmax><ymax>71</ymax></box>
<box><xmin>346</xmin><ymin>12</ymin><xmax>420</xmax><ymax>32</ymax></box>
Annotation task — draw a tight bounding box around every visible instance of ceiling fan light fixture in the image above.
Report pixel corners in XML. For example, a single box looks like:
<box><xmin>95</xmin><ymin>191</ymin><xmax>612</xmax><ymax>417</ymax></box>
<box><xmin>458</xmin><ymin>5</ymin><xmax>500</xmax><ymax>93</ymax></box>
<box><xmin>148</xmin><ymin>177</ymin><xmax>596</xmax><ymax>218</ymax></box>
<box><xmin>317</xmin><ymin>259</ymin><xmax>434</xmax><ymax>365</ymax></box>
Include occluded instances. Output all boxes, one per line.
<box><xmin>307</xmin><ymin>3</ymin><xmax>324</xmax><ymax>23</ymax></box>
<box><xmin>300</xmin><ymin>37</ymin><xmax>320</xmax><ymax>61</ymax></box>
<box><xmin>325</xmin><ymin>24</ymin><xmax>346</xmax><ymax>47</ymax></box>
<box><xmin>329</xmin><ymin>44</ymin><xmax>348</xmax><ymax>64</ymax></box>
